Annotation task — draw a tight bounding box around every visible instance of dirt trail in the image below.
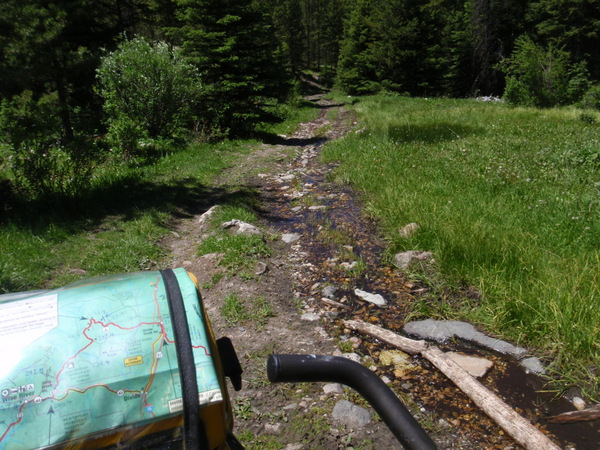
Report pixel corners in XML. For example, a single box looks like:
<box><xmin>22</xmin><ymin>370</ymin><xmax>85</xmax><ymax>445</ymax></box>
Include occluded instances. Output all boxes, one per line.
<box><xmin>164</xmin><ymin>96</ymin><xmax>596</xmax><ymax>449</ymax></box>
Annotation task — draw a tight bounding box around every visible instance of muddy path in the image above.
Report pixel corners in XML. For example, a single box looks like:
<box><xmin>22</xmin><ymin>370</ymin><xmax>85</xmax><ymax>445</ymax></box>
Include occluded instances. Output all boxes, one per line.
<box><xmin>166</xmin><ymin>95</ymin><xmax>598</xmax><ymax>449</ymax></box>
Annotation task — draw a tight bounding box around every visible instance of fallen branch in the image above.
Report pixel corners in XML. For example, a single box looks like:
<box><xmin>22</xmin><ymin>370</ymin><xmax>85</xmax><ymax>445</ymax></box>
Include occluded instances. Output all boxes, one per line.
<box><xmin>321</xmin><ymin>297</ymin><xmax>353</xmax><ymax>311</ymax></box>
<box><xmin>547</xmin><ymin>404</ymin><xmax>600</xmax><ymax>424</ymax></box>
<box><xmin>343</xmin><ymin>319</ymin><xmax>560</xmax><ymax>450</ymax></box>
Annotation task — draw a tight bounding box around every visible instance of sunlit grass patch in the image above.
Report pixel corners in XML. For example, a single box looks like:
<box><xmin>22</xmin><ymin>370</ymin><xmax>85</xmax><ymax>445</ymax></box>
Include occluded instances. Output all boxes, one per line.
<box><xmin>220</xmin><ymin>293</ymin><xmax>275</xmax><ymax>328</ymax></box>
<box><xmin>0</xmin><ymin>139</ymin><xmax>239</xmax><ymax>292</ymax></box>
<box><xmin>197</xmin><ymin>202</ymin><xmax>271</xmax><ymax>279</ymax></box>
<box><xmin>323</xmin><ymin>95</ymin><xmax>600</xmax><ymax>397</ymax></box>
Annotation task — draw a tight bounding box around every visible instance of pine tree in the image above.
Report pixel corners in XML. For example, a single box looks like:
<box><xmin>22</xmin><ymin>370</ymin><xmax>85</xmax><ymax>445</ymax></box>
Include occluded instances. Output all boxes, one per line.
<box><xmin>269</xmin><ymin>0</ymin><xmax>306</xmax><ymax>74</ymax></box>
<box><xmin>0</xmin><ymin>0</ymin><xmax>131</xmax><ymax>139</ymax></box>
<box><xmin>528</xmin><ymin>0</ymin><xmax>600</xmax><ymax>81</ymax></box>
<box><xmin>174</xmin><ymin>0</ymin><xmax>290</xmax><ymax>136</ymax></box>
<box><xmin>336</xmin><ymin>0</ymin><xmax>378</xmax><ymax>94</ymax></box>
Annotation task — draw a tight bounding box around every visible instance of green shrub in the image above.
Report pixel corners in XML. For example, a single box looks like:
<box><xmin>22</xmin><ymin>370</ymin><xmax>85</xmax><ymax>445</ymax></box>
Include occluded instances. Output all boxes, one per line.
<box><xmin>503</xmin><ymin>35</ymin><xmax>590</xmax><ymax>108</ymax></box>
<box><xmin>0</xmin><ymin>91</ymin><xmax>102</xmax><ymax>199</ymax></box>
<box><xmin>581</xmin><ymin>84</ymin><xmax>600</xmax><ymax>110</ymax></box>
<box><xmin>96</xmin><ymin>37</ymin><xmax>203</xmax><ymax>154</ymax></box>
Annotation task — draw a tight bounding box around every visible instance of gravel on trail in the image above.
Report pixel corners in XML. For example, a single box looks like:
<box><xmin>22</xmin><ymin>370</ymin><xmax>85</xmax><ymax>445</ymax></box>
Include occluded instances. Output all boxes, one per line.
<box><xmin>164</xmin><ymin>95</ymin><xmax>598</xmax><ymax>449</ymax></box>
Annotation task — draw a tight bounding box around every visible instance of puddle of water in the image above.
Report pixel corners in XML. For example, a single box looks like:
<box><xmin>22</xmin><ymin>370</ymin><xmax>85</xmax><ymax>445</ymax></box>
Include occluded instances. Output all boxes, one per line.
<box><xmin>494</xmin><ymin>358</ymin><xmax>600</xmax><ymax>448</ymax></box>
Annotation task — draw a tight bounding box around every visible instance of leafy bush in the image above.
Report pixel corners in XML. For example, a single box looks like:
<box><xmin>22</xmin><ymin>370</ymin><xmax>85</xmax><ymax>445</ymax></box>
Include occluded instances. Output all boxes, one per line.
<box><xmin>503</xmin><ymin>35</ymin><xmax>590</xmax><ymax>108</ymax></box>
<box><xmin>580</xmin><ymin>84</ymin><xmax>600</xmax><ymax>110</ymax></box>
<box><xmin>0</xmin><ymin>91</ymin><xmax>102</xmax><ymax>199</ymax></box>
<box><xmin>97</xmin><ymin>37</ymin><xmax>202</xmax><ymax>154</ymax></box>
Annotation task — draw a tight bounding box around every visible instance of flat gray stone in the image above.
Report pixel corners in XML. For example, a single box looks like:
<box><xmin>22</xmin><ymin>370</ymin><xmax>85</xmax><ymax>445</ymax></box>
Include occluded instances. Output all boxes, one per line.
<box><xmin>403</xmin><ymin>319</ymin><xmax>528</xmax><ymax>358</ymax></box>
<box><xmin>301</xmin><ymin>313</ymin><xmax>320</xmax><ymax>322</ymax></box>
<box><xmin>264</xmin><ymin>423</ymin><xmax>283</xmax><ymax>435</ymax></box>
<box><xmin>332</xmin><ymin>400</ymin><xmax>372</xmax><ymax>427</ymax></box>
<box><xmin>323</xmin><ymin>383</ymin><xmax>344</xmax><ymax>395</ymax></box>
<box><xmin>279</xmin><ymin>174</ymin><xmax>296</xmax><ymax>182</ymax></box>
<box><xmin>322</xmin><ymin>285</ymin><xmax>338</xmax><ymax>299</ymax></box>
<box><xmin>254</xmin><ymin>261</ymin><xmax>268</xmax><ymax>275</ymax></box>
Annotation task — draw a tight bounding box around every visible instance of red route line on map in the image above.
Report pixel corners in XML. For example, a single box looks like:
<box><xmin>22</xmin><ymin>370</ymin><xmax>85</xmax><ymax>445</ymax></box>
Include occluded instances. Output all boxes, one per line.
<box><xmin>0</xmin><ymin>276</ymin><xmax>211</xmax><ymax>444</ymax></box>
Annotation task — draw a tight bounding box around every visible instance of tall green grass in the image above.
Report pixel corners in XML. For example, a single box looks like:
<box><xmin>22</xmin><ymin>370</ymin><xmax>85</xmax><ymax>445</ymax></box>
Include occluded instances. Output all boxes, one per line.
<box><xmin>323</xmin><ymin>95</ymin><xmax>600</xmax><ymax>396</ymax></box>
<box><xmin>0</xmin><ymin>141</ymin><xmax>234</xmax><ymax>291</ymax></box>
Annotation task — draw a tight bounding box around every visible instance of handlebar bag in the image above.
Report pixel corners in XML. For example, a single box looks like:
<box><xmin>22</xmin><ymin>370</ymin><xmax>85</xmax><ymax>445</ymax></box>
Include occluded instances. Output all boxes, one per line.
<box><xmin>0</xmin><ymin>269</ymin><xmax>233</xmax><ymax>449</ymax></box>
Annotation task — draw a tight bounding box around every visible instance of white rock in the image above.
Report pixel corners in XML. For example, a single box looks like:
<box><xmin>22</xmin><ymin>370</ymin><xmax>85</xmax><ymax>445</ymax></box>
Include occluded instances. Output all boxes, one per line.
<box><xmin>284</xmin><ymin>444</ymin><xmax>304</xmax><ymax>450</ymax></box>
<box><xmin>445</xmin><ymin>352</ymin><xmax>494</xmax><ymax>378</ymax></box>
<box><xmin>354</xmin><ymin>288</ymin><xmax>387</xmax><ymax>306</ymax></box>
<box><xmin>323</xmin><ymin>383</ymin><xmax>343</xmax><ymax>395</ymax></box>
<box><xmin>264</xmin><ymin>423</ymin><xmax>283</xmax><ymax>435</ymax></box>
<box><xmin>341</xmin><ymin>353</ymin><xmax>362</xmax><ymax>364</ymax></box>
<box><xmin>573</xmin><ymin>397</ymin><xmax>586</xmax><ymax>411</ymax></box>
<box><xmin>400</xmin><ymin>222</ymin><xmax>421</xmax><ymax>238</ymax></box>
<box><xmin>394</xmin><ymin>251</ymin><xmax>434</xmax><ymax>269</ymax></box>
<box><xmin>221</xmin><ymin>219</ymin><xmax>262</xmax><ymax>236</ymax></box>
<box><xmin>198</xmin><ymin>205</ymin><xmax>220</xmax><ymax>225</ymax></box>
<box><xmin>282</xmin><ymin>233</ymin><xmax>301</xmax><ymax>243</ymax></box>
<box><xmin>301</xmin><ymin>313</ymin><xmax>320</xmax><ymax>322</ymax></box>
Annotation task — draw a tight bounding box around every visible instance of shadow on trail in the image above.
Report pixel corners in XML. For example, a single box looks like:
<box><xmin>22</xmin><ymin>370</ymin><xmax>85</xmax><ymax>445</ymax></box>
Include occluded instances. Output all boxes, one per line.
<box><xmin>254</xmin><ymin>131</ymin><xmax>327</xmax><ymax>147</ymax></box>
<box><xmin>3</xmin><ymin>174</ymin><xmax>263</xmax><ymax>239</ymax></box>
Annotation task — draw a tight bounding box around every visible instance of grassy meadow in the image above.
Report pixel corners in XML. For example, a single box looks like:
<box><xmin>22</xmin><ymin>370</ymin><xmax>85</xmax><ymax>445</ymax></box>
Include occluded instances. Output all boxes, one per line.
<box><xmin>323</xmin><ymin>95</ymin><xmax>600</xmax><ymax>396</ymax></box>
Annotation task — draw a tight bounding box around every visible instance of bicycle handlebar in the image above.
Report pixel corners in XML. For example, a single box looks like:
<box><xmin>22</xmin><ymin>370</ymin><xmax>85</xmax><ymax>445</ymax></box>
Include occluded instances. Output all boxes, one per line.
<box><xmin>267</xmin><ymin>354</ymin><xmax>437</xmax><ymax>450</ymax></box>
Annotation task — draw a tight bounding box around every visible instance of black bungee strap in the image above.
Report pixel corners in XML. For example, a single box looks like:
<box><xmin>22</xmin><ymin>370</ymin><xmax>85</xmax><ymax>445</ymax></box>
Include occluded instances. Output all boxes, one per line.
<box><xmin>160</xmin><ymin>269</ymin><xmax>209</xmax><ymax>450</ymax></box>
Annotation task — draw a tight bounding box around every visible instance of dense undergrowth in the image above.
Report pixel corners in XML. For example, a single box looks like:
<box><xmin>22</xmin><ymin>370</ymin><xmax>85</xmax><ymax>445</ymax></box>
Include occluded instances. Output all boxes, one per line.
<box><xmin>0</xmin><ymin>100</ymin><xmax>318</xmax><ymax>293</ymax></box>
<box><xmin>323</xmin><ymin>94</ymin><xmax>600</xmax><ymax>398</ymax></box>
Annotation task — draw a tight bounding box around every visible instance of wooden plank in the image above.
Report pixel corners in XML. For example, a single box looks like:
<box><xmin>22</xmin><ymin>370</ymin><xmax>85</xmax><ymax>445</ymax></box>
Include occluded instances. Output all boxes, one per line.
<box><xmin>343</xmin><ymin>319</ymin><xmax>561</xmax><ymax>450</ymax></box>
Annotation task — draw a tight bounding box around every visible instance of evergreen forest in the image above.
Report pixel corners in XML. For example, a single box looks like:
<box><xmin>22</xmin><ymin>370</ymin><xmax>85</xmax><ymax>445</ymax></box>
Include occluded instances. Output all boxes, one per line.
<box><xmin>1</xmin><ymin>0</ymin><xmax>600</xmax><ymax>201</ymax></box>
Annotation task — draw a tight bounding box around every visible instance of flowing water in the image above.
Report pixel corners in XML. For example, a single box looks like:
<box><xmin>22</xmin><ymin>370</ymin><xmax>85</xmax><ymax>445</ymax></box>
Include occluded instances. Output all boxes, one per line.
<box><xmin>260</xmin><ymin>99</ymin><xmax>600</xmax><ymax>448</ymax></box>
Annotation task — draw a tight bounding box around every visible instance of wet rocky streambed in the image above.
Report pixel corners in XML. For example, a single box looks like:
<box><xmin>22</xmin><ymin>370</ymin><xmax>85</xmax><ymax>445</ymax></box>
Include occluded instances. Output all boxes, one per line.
<box><xmin>253</xmin><ymin>99</ymin><xmax>600</xmax><ymax>449</ymax></box>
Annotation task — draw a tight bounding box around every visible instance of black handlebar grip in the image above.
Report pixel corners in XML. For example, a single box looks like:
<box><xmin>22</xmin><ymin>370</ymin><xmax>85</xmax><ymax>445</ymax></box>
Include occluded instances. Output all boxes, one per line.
<box><xmin>267</xmin><ymin>354</ymin><xmax>437</xmax><ymax>450</ymax></box>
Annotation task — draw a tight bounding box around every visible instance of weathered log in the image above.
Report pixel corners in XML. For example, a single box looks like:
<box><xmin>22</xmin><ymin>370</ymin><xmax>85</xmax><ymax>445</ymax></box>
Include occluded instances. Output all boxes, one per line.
<box><xmin>343</xmin><ymin>319</ymin><xmax>428</xmax><ymax>355</ymax></box>
<box><xmin>547</xmin><ymin>404</ymin><xmax>600</xmax><ymax>424</ymax></box>
<box><xmin>343</xmin><ymin>319</ymin><xmax>561</xmax><ymax>450</ymax></box>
